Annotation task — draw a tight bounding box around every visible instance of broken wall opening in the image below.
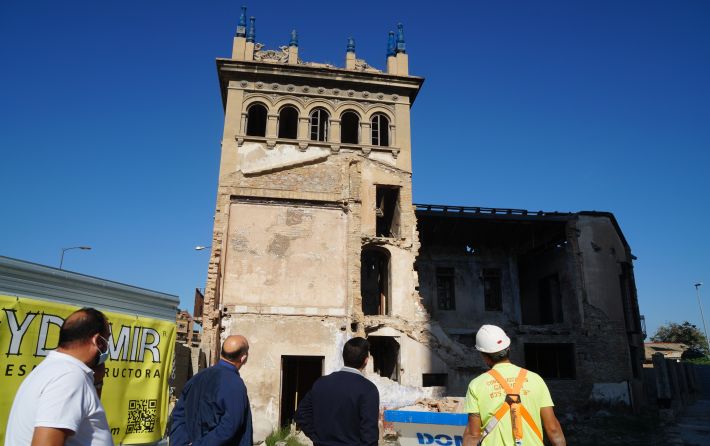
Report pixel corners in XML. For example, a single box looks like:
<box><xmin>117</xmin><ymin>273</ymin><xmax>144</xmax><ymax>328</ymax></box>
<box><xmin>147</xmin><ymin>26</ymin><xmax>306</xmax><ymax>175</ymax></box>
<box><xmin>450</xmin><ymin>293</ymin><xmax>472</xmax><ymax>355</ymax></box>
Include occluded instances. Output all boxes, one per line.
<box><xmin>280</xmin><ymin>355</ymin><xmax>323</xmax><ymax>426</ymax></box>
<box><xmin>422</xmin><ymin>373</ymin><xmax>448</xmax><ymax>387</ymax></box>
<box><xmin>368</xmin><ymin>336</ymin><xmax>400</xmax><ymax>382</ymax></box>
<box><xmin>361</xmin><ymin>246</ymin><xmax>390</xmax><ymax>315</ymax></box>
<box><xmin>376</xmin><ymin>186</ymin><xmax>400</xmax><ymax>238</ymax></box>
<box><xmin>524</xmin><ymin>343</ymin><xmax>575</xmax><ymax>379</ymax></box>
<box><xmin>518</xmin><ymin>246</ymin><xmax>565</xmax><ymax>325</ymax></box>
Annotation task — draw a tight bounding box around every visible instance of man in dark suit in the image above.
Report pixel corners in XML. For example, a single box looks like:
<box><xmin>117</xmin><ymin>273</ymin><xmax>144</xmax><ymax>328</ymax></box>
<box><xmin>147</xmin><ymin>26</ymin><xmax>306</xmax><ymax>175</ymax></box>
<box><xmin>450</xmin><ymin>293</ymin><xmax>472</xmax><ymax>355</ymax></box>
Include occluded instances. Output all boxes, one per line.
<box><xmin>295</xmin><ymin>337</ymin><xmax>380</xmax><ymax>446</ymax></box>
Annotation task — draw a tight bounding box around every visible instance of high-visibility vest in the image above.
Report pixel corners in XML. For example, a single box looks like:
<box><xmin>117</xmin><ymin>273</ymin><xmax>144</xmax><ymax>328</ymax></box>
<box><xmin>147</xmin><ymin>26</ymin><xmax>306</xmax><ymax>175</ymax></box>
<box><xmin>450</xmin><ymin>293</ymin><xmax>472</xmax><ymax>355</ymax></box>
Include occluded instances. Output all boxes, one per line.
<box><xmin>477</xmin><ymin>368</ymin><xmax>543</xmax><ymax>446</ymax></box>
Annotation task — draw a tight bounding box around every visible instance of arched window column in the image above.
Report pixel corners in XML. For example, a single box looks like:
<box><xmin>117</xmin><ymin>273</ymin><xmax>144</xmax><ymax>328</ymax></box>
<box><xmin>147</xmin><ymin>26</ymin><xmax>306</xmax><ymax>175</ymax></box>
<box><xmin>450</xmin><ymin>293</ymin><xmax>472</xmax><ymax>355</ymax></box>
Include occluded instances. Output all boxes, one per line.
<box><xmin>361</xmin><ymin>121</ymin><xmax>371</xmax><ymax>148</ymax></box>
<box><xmin>329</xmin><ymin>119</ymin><xmax>340</xmax><ymax>145</ymax></box>
<box><xmin>298</xmin><ymin>116</ymin><xmax>310</xmax><ymax>143</ymax></box>
<box><xmin>266</xmin><ymin>113</ymin><xmax>279</xmax><ymax>140</ymax></box>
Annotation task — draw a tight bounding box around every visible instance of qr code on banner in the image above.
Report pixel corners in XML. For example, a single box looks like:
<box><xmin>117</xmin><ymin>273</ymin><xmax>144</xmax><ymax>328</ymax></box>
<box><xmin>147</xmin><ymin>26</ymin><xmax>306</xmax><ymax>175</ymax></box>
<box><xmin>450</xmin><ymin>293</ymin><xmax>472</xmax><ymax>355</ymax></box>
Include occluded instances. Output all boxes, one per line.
<box><xmin>126</xmin><ymin>399</ymin><xmax>157</xmax><ymax>434</ymax></box>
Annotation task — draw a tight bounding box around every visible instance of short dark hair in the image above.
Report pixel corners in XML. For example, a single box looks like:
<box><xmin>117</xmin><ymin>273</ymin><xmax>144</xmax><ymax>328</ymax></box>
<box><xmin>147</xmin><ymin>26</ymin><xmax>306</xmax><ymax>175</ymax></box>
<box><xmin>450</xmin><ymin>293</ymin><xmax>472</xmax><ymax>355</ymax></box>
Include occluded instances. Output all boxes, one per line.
<box><xmin>483</xmin><ymin>347</ymin><xmax>510</xmax><ymax>363</ymax></box>
<box><xmin>58</xmin><ymin>308</ymin><xmax>109</xmax><ymax>347</ymax></box>
<box><xmin>221</xmin><ymin>343</ymin><xmax>248</xmax><ymax>361</ymax></box>
<box><xmin>343</xmin><ymin>337</ymin><xmax>369</xmax><ymax>369</ymax></box>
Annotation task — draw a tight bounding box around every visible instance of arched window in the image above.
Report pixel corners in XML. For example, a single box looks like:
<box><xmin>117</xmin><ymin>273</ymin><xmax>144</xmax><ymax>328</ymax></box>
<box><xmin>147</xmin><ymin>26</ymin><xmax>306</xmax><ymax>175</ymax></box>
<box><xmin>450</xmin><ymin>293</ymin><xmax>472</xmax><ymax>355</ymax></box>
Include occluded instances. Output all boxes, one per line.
<box><xmin>246</xmin><ymin>103</ymin><xmax>267</xmax><ymax>137</ymax></box>
<box><xmin>361</xmin><ymin>246</ymin><xmax>390</xmax><ymax>316</ymax></box>
<box><xmin>371</xmin><ymin>113</ymin><xmax>390</xmax><ymax>146</ymax></box>
<box><xmin>340</xmin><ymin>111</ymin><xmax>360</xmax><ymax>144</ymax></box>
<box><xmin>309</xmin><ymin>108</ymin><xmax>329</xmax><ymax>142</ymax></box>
<box><xmin>278</xmin><ymin>106</ymin><xmax>298</xmax><ymax>139</ymax></box>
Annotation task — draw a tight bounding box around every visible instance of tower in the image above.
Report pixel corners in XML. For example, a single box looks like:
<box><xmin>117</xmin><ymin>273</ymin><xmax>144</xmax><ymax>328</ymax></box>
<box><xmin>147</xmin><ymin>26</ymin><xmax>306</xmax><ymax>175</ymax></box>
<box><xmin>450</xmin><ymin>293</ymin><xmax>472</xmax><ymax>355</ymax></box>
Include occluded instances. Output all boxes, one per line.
<box><xmin>202</xmin><ymin>9</ymin><xmax>426</xmax><ymax>437</ymax></box>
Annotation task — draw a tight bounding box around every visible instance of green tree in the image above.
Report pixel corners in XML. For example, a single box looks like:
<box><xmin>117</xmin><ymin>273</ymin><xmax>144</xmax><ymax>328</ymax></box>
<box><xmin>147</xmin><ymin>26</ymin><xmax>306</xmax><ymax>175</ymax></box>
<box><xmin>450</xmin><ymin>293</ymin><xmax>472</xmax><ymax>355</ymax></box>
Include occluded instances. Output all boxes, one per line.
<box><xmin>651</xmin><ymin>321</ymin><xmax>709</xmax><ymax>356</ymax></box>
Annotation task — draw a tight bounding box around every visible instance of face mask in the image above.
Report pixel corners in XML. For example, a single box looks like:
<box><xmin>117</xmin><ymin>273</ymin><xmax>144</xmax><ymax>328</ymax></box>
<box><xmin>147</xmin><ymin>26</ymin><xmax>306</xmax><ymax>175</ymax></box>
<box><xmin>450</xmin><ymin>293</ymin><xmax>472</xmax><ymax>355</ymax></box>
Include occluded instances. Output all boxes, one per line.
<box><xmin>95</xmin><ymin>335</ymin><xmax>110</xmax><ymax>366</ymax></box>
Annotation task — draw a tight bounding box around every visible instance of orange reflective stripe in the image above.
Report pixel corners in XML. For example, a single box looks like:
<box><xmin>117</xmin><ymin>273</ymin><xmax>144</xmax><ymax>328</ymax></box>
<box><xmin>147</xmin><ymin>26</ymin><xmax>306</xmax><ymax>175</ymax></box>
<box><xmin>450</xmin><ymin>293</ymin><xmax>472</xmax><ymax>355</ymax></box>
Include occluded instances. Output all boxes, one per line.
<box><xmin>511</xmin><ymin>369</ymin><xmax>527</xmax><ymax>394</ymax></box>
<box><xmin>520</xmin><ymin>405</ymin><xmax>543</xmax><ymax>442</ymax></box>
<box><xmin>493</xmin><ymin>401</ymin><xmax>510</xmax><ymax>421</ymax></box>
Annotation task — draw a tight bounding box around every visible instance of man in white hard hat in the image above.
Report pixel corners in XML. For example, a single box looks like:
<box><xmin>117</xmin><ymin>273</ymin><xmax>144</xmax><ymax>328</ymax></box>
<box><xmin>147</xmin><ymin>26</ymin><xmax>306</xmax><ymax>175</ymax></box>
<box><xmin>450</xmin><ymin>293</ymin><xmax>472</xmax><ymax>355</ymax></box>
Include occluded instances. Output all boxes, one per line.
<box><xmin>462</xmin><ymin>325</ymin><xmax>566</xmax><ymax>446</ymax></box>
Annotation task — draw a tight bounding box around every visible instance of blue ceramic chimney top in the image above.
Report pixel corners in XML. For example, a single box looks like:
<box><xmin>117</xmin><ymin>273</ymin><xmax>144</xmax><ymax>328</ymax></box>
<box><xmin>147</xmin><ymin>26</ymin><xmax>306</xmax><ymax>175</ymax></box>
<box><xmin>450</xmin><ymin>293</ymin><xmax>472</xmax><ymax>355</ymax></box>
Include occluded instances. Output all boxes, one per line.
<box><xmin>387</xmin><ymin>31</ymin><xmax>395</xmax><ymax>57</ymax></box>
<box><xmin>346</xmin><ymin>37</ymin><xmax>355</xmax><ymax>53</ymax></box>
<box><xmin>395</xmin><ymin>23</ymin><xmax>406</xmax><ymax>54</ymax></box>
<box><xmin>246</xmin><ymin>17</ymin><xmax>256</xmax><ymax>43</ymax></box>
<box><xmin>236</xmin><ymin>6</ymin><xmax>247</xmax><ymax>37</ymax></box>
<box><xmin>289</xmin><ymin>29</ymin><xmax>298</xmax><ymax>47</ymax></box>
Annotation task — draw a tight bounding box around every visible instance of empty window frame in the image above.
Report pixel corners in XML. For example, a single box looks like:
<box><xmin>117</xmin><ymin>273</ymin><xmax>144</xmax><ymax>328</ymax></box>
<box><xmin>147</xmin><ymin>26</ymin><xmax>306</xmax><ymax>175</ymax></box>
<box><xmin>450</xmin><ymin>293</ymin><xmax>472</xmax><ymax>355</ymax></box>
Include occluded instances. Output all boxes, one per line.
<box><xmin>422</xmin><ymin>373</ymin><xmax>448</xmax><ymax>387</ymax></box>
<box><xmin>538</xmin><ymin>274</ymin><xmax>563</xmax><ymax>324</ymax></box>
<box><xmin>340</xmin><ymin>111</ymin><xmax>360</xmax><ymax>144</ymax></box>
<box><xmin>524</xmin><ymin>343</ymin><xmax>575</xmax><ymax>379</ymax></box>
<box><xmin>520</xmin><ymin>272</ymin><xmax>564</xmax><ymax>325</ymax></box>
<box><xmin>368</xmin><ymin>336</ymin><xmax>400</xmax><ymax>382</ymax></box>
<box><xmin>361</xmin><ymin>247</ymin><xmax>390</xmax><ymax>316</ymax></box>
<box><xmin>436</xmin><ymin>267</ymin><xmax>456</xmax><ymax>310</ymax></box>
<box><xmin>482</xmin><ymin>268</ymin><xmax>502</xmax><ymax>311</ymax></box>
<box><xmin>309</xmin><ymin>108</ymin><xmax>329</xmax><ymax>141</ymax></box>
<box><xmin>371</xmin><ymin>113</ymin><xmax>390</xmax><ymax>146</ymax></box>
<box><xmin>278</xmin><ymin>106</ymin><xmax>298</xmax><ymax>139</ymax></box>
<box><xmin>375</xmin><ymin>186</ymin><xmax>400</xmax><ymax>238</ymax></box>
<box><xmin>245</xmin><ymin>103</ymin><xmax>267</xmax><ymax>137</ymax></box>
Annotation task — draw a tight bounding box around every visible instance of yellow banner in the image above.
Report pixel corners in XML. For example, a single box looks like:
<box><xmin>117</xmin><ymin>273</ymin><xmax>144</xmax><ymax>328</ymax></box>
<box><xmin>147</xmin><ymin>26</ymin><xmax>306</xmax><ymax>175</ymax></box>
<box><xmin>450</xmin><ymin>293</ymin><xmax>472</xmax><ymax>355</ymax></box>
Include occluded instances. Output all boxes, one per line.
<box><xmin>0</xmin><ymin>295</ymin><xmax>176</xmax><ymax>445</ymax></box>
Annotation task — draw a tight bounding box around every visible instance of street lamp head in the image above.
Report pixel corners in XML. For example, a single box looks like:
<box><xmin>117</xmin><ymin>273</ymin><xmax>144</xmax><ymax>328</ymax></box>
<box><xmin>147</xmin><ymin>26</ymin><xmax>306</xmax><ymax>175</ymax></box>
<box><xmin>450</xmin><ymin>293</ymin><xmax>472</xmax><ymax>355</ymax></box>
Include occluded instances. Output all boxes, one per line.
<box><xmin>79</xmin><ymin>246</ymin><xmax>92</xmax><ymax>250</ymax></box>
<box><xmin>195</xmin><ymin>245</ymin><xmax>211</xmax><ymax>251</ymax></box>
<box><xmin>695</xmin><ymin>282</ymin><xmax>703</xmax><ymax>288</ymax></box>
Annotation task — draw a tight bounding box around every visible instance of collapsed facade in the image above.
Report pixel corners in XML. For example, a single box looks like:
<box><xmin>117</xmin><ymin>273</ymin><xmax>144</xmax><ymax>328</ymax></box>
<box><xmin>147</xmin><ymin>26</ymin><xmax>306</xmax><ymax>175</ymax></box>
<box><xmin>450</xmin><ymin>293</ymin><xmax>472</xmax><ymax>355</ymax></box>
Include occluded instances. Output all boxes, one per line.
<box><xmin>200</xmin><ymin>9</ymin><xmax>645</xmax><ymax>438</ymax></box>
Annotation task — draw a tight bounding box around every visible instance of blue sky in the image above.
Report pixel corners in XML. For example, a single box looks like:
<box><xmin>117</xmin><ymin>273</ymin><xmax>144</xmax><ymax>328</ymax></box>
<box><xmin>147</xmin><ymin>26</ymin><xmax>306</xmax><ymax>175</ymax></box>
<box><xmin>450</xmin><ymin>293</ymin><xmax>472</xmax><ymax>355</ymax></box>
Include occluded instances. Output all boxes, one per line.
<box><xmin>1</xmin><ymin>0</ymin><xmax>708</xmax><ymax>337</ymax></box>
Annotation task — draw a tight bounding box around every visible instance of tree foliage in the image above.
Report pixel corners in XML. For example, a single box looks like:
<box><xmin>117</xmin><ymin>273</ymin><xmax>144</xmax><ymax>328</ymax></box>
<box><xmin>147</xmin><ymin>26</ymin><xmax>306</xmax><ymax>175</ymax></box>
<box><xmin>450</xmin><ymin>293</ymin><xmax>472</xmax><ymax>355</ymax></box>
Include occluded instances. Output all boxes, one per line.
<box><xmin>651</xmin><ymin>321</ymin><xmax>709</xmax><ymax>356</ymax></box>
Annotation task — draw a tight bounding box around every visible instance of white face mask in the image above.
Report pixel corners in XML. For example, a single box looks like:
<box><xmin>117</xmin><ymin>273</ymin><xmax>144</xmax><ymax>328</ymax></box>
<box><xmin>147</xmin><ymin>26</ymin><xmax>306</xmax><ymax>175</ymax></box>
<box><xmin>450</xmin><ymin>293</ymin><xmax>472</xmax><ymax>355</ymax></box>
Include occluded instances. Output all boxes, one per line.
<box><xmin>95</xmin><ymin>335</ymin><xmax>110</xmax><ymax>366</ymax></box>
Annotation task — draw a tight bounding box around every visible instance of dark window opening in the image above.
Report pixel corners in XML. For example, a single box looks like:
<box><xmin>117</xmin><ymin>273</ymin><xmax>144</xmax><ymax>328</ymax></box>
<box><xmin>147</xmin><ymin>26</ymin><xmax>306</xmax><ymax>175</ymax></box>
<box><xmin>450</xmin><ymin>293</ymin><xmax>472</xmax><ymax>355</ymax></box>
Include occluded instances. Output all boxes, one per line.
<box><xmin>246</xmin><ymin>103</ymin><xmax>267</xmax><ymax>137</ymax></box>
<box><xmin>524</xmin><ymin>343</ymin><xmax>575</xmax><ymax>379</ymax></box>
<box><xmin>452</xmin><ymin>334</ymin><xmax>476</xmax><ymax>347</ymax></box>
<box><xmin>520</xmin><ymin>272</ymin><xmax>563</xmax><ymax>325</ymax></box>
<box><xmin>629</xmin><ymin>345</ymin><xmax>641</xmax><ymax>379</ymax></box>
<box><xmin>371</xmin><ymin>113</ymin><xmax>389</xmax><ymax>146</ymax></box>
<box><xmin>281</xmin><ymin>356</ymin><xmax>323</xmax><ymax>427</ymax></box>
<box><xmin>437</xmin><ymin>267</ymin><xmax>456</xmax><ymax>310</ymax></box>
<box><xmin>422</xmin><ymin>373</ymin><xmax>448</xmax><ymax>387</ymax></box>
<box><xmin>368</xmin><ymin>336</ymin><xmax>399</xmax><ymax>382</ymax></box>
<box><xmin>310</xmin><ymin>108</ymin><xmax>329</xmax><ymax>141</ymax></box>
<box><xmin>341</xmin><ymin>111</ymin><xmax>360</xmax><ymax>144</ymax></box>
<box><xmin>483</xmin><ymin>268</ymin><xmax>502</xmax><ymax>311</ymax></box>
<box><xmin>375</xmin><ymin>186</ymin><xmax>400</xmax><ymax>238</ymax></box>
<box><xmin>278</xmin><ymin>106</ymin><xmax>298</xmax><ymax>139</ymax></box>
<box><xmin>361</xmin><ymin>247</ymin><xmax>390</xmax><ymax>315</ymax></box>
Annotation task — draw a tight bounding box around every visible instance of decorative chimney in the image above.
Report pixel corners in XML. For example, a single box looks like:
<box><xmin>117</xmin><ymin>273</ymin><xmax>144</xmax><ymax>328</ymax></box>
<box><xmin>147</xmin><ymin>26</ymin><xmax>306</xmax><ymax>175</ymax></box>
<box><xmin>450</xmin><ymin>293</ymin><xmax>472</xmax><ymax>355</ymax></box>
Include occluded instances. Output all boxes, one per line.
<box><xmin>288</xmin><ymin>30</ymin><xmax>299</xmax><ymax>64</ymax></box>
<box><xmin>345</xmin><ymin>37</ymin><xmax>356</xmax><ymax>70</ymax></box>
<box><xmin>232</xmin><ymin>6</ymin><xmax>248</xmax><ymax>60</ymax></box>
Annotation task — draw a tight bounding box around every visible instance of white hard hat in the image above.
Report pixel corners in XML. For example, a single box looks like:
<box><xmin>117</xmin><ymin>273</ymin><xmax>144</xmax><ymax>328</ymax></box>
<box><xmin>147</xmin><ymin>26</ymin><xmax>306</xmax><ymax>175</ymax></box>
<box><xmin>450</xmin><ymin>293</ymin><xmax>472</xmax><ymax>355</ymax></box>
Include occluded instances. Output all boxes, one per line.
<box><xmin>475</xmin><ymin>325</ymin><xmax>511</xmax><ymax>353</ymax></box>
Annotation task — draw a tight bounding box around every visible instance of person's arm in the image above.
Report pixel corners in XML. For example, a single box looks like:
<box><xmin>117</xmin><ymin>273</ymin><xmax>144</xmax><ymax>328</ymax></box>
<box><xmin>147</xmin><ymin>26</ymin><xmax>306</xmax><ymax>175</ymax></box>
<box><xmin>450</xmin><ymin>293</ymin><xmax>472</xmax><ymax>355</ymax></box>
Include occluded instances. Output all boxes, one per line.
<box><xmin>31</xmin><ymin>427</ymin><xmax>71</xmax><ymax>446</ymax></box>
<box><xmin>359</xmin><ymin>385</ymin><xmax>380</xmax><ymax>446</ymax></box>
<box><xmin>294</xmin><ymin>390</ymin><xmax>317</xmax><ymax>442</ymax></box>
<box><xmin>193</xmin><ymin>378</ymin><xmax>246</xmax><ymax>446</ymax></box>
<box><xmin>462</xmin><ymin>413</ymin><xmax>482</xmax><ymax>446</ymax></box>
<box><xmin>540</xmin><ymin>406</ymin><xmax>566</xmax><ymax>446</ymax></box>
<box><xmin>169</xmin><ymin>392</ymin><xmax>190</xmax><ymax>446</ymax></box>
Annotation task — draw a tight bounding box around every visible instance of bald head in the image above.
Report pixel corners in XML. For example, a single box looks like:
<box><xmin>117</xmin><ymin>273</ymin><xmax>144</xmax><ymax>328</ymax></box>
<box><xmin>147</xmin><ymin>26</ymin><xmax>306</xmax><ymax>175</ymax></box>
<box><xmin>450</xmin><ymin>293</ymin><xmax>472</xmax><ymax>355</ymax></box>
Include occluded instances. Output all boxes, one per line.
<box><xmin>58</xmin><ymin>308</ymin><xmax>109</xmax><ymax>348</ymax></box>
<box><xmin>221</xmin><ymin>335</ymin><xmax>249</xmax><ymax>368</ymax></box>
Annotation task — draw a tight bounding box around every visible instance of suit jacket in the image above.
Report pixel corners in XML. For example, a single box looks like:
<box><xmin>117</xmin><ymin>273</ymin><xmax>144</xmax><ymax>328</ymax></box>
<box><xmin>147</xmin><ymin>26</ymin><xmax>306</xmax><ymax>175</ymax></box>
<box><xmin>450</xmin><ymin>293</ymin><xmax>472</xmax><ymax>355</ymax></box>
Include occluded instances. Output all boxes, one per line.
<box><xmin>170</xmin><ymin>360</ymin><xmax>253</xmax><ymax>446</ymax></box>
<box><xmin>295</xmin><ymin>368</ymin><xmax>379</xmax><ymax>446</ymax></box>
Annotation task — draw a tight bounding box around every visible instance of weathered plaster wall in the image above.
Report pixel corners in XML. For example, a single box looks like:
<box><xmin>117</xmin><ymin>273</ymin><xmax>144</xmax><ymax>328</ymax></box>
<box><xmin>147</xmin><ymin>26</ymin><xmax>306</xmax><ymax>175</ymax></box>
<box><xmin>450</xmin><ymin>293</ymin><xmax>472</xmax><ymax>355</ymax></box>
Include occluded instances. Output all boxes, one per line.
<box><xmin>222</xmin><ymin>201</ymin><xmax>348</xmax><ymax>310</ymax></box>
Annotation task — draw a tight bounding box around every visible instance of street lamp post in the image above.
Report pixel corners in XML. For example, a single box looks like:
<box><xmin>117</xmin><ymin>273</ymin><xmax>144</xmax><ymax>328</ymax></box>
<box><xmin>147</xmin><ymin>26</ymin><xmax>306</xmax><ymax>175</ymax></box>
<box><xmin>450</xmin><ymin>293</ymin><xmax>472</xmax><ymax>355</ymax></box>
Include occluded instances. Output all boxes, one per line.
<box><xmin>694</xmin><ymin>283</ymin><xmax>710</xmax><ymax>354</ymax></box>
<box><xmin>59</xmin><ymin>246</ymin><xmax>92</xmax><ymax>270</ymax></box>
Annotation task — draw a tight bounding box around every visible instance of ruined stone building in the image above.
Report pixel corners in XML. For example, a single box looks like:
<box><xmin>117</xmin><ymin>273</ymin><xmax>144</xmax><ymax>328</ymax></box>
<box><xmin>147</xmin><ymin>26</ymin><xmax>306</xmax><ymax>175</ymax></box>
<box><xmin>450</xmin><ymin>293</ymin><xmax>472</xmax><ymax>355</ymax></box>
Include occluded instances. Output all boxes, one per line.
<box><xmin>200</xmin><ymin>9</ymin><xmax>645</xmax><ymax>438</ymax></box>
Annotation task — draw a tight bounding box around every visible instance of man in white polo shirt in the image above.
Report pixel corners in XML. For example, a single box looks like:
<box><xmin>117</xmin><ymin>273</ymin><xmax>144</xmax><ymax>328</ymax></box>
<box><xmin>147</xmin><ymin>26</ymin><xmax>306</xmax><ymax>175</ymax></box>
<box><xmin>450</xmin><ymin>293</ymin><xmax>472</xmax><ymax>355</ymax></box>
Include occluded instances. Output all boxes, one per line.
<box><xmin>5</xmin><ymin>307</ymin><xmax>114</xmax><ymax>446</ymax></box>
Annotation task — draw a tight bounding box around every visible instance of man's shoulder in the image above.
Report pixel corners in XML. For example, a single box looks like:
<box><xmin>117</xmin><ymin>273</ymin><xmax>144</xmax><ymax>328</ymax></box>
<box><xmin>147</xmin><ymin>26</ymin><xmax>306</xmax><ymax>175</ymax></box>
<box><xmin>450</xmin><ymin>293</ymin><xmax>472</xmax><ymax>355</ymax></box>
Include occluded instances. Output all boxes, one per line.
<box><xmin>323</xmin><ymin>371</ymin><xmax>377</xmax><ymax>390</ymax></box>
